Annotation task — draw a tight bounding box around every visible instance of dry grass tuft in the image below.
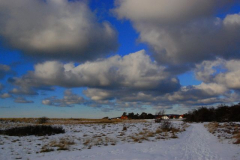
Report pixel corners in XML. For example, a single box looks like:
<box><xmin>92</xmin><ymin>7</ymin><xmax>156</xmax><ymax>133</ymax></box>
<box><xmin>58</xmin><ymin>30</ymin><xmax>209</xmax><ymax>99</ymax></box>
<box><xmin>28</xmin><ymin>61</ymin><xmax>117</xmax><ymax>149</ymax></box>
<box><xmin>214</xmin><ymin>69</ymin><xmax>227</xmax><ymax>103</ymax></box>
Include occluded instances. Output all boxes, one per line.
<box><xmin>233</xmin><ymin>133</ymin><xmax>240</xmax><ymax>144</ymax></box>
<box><xmin>204</xmin><ymin>122</ymin><xmax>219</xmax><ymax>133</ymax></box>
<box><xmin>205</xmin><ymin>122</ymin><xmax>240</xmax><ymax>145</ymax></box>
<box><xmin>122</xmin><ymin>126</ymin><xmax>127</xmax><ymax>131</ymax></box>
<box><xmin>48</xmin><ymin>137</ymin><xmax>75</xmax><ymax>151</ymax></box>
<box><xmin>40</xmin><ymin>145</ymin><xmax>54</xmax><ymax>153</ymax></box>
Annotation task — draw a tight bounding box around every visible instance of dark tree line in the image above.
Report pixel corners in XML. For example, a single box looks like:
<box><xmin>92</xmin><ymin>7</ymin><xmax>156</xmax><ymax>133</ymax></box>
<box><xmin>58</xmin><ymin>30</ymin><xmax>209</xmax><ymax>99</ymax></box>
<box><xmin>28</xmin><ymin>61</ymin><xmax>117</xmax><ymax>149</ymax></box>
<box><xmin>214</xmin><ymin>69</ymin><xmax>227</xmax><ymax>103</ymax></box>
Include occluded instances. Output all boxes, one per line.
<box><xmin>122</xmin><ymin>112</ymin><xmax>155</xmax><ymax>119</ymax></box>
<box><xmin>184</xmin><ymin>103</ymin><xmax>240</xmax><ymax>122</ymax></box>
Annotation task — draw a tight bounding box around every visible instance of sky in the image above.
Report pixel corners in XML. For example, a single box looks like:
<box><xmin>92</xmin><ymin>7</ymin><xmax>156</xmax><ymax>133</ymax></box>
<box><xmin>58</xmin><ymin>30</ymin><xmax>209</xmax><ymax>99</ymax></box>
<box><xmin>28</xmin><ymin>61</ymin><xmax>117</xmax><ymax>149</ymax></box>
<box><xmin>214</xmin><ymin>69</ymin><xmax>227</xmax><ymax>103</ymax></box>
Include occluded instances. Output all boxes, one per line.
<box><xmin>0</xmin><ymin>0</ymin><xmax>240</xmax><ymax>118</ymax></box>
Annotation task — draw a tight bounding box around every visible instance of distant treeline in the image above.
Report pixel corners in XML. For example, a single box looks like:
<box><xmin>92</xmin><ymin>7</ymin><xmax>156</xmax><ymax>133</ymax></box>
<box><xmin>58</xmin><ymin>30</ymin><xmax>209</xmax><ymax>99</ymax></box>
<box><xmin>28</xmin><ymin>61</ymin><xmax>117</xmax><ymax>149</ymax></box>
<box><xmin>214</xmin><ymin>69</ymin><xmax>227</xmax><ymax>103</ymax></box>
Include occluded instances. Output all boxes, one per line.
<box><xmin>122</xmin><ymin>112</ymin><xmax>155</xmax><ymax>119</ymax></box>
<box><xmin>184</xmin><ymin>103</ymin><xmax>240</xmax><ymax>122</ymax></box>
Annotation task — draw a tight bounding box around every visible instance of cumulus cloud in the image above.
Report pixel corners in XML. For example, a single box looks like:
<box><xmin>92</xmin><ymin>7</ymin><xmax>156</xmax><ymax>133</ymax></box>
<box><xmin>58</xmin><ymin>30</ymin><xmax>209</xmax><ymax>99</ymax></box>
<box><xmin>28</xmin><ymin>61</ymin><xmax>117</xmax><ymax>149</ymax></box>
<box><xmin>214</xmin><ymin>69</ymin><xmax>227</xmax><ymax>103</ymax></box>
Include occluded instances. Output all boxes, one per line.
<box><xmin>0</xmin><ymin>0</ymin><xmax>118</xmax><ymax>61</ymax></box>
<box><xmin>10</xmin><ymin>50</ymin><xmax>180</xmax><ymax>93</ymax></box>
<box><xmin>14</xmin><ymin>97</ymin><xmax>33</xmax><ymax>103</ymax></box>
<box><xmin>114</xmin><ymin>0</ymin><xmax>221</xmax><ymax>24</ymax></box>
<box><xmin>12</xmin><ymin>49</ymin><xmax>240</xmax><ymax>109</ymax></box>
<box><xmin>83</xmin><ymin>83</ymin><xmax>237</xmax><ymax>111</ymax></box>
<box><xmin>84</xmin><ymin>88</ymin><xmax>163</xmax><ymax>104</ymax></box>
<box><xmin>42</xmin><ymin>89</ymin><xmax>85</xmax><ymax>107</ymax></box>
<box><xmin>0</xmin><ymin>93</ymin><xmax>12</xmax><ymax>99</ymax></box>
<box><xmin>165</xmin><ymin>84</ymin><xmax>239</xmax><ymax>106</ymax></box>
<box><xmin>114</xmin><ymin>0</ymin><xmax>240</xmax><ymax>69</ymax></box>
<box><xmin>195</xmin><ymin>58</ymin><xmax>240</xmax><ymax>90</ymax></box>
<box><xmin>0</xmin><ymin>83</ymin><xmax>11</xmax><ymax>99</ymax></box>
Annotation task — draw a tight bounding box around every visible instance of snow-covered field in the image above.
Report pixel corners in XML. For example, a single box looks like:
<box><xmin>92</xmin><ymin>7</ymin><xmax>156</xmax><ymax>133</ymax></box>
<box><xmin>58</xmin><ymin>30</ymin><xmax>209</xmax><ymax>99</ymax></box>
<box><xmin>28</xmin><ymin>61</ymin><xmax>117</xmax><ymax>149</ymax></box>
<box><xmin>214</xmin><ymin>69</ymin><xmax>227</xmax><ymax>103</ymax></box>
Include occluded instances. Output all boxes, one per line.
<box><xmin>0</xmin><ymin>120</ymin><xmax>239</xmax><ymax>160</ymax></box>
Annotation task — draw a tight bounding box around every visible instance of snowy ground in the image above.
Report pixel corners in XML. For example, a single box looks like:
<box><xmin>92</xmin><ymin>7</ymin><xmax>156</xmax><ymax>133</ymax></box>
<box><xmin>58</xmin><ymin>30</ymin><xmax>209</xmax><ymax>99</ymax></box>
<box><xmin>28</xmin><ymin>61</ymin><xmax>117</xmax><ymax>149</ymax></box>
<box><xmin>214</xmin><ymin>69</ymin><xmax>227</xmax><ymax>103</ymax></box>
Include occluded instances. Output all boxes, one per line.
<box><xmin>0</xmin><ymin>121</ymin><xmax>240</xmax><ymax>160</ymax></box>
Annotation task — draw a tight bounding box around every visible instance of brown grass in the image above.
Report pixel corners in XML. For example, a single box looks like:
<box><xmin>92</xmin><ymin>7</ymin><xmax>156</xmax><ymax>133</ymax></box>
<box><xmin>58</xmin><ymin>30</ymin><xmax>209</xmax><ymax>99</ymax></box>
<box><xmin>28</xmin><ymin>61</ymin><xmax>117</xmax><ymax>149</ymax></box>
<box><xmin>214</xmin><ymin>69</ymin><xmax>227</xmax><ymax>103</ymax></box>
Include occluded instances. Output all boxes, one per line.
<box><xmin>47</xmin><ymin>137</ymin><xmax>75</xmax><ymax>151</ymax></box>
<box><xmin>0</xmin><ymin>118</ymin><xmax>123</xmax><ymax>125</ymax></box>
<box><xmin>233</xmin><ymin>133</ymin><xmax>240</xmax><ymax>144</ymax></box>
<box><xmin>204</xmin><ymin>122</ymin><xmax>219</xmax><ymax>133</ymax></box>
<box><xmin>83</xmin><ymin>139</ymin><xmax>91</xmax><ymax>146</ymax></box>
<box><xmin>40</xmin><ymin>145</ymin><xmax>54</xmax><ymax>153</ymax></box>
<box><xmin>205</xmin><ymin>122</ymin><xmax>240</xmax><ymax>145</ymax></box>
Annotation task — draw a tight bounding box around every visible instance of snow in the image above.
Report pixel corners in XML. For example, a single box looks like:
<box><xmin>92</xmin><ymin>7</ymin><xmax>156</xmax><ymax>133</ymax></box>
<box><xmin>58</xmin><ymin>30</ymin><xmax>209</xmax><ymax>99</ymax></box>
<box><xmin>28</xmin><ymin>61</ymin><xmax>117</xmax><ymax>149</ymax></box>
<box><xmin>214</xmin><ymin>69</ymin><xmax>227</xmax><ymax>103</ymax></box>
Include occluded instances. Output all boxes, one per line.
<box><xmin>0</xmin><ymin>121</ymin><xmax>239</xmax><ymax>160</ymax></box>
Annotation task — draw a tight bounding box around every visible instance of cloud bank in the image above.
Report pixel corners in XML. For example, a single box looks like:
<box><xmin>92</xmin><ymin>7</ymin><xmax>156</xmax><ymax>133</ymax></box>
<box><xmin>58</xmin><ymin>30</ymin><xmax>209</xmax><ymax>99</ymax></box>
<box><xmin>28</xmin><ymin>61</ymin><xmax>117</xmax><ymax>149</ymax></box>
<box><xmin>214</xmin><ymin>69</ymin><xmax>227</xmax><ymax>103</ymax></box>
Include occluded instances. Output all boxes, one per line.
<box><xmin>1</xmin><ymin>0</ymin><xmax>240</xmax><ymax>112</ymax></box>
<box><xmin>114</xmin><ymin>0</ymin><xmax>240</xmax><ymax>69</ymax></box>
<box><xmin>10</xmin><ymin>50</ymin><xmax>180</xmax><ymax>92</ymax></box>
<box><xmin>0</xmin><ymin>0</ymin><xmax>118</xmax><ymax>61</ymax></box>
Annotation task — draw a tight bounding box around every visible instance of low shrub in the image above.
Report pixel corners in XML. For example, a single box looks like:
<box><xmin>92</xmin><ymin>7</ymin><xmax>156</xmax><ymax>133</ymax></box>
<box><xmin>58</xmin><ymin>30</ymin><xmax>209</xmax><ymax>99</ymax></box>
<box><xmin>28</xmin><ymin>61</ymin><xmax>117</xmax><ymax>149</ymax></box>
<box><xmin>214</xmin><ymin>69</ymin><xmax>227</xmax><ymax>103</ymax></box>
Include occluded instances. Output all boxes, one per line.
<box><xmin>122</xmin><ymin>126</ymin><xmax>127</xmax><ymax>131</ymax></box>
<box><xmin>0</xmin><ymin>125</ymin><xmax>65</xmax><ymax>136</ymax></box>
<box><xmin>160</xmin><ymin>120</ymin><xmax>173</xmax><ymax>131</ymax></box>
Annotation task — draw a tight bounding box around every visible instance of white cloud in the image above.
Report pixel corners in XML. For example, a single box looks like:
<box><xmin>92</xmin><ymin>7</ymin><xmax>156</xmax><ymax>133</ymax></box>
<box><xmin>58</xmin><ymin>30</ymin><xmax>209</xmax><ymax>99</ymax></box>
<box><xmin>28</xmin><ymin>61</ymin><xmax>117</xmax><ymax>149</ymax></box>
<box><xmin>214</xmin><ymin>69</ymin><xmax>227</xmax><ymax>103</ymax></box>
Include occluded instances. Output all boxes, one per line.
<box><xmin>84</xmin><ymin>89</ymin><xmax>113</xmax><ymax>101</ymax></box>
<box><xmin>224</xmin><ymin>13</ymin><xmax>240</xmax><ymax>25</ymax></box>
<box><xmin>114</xmin><ymin>1</ymin><xmax>240</xmax><ymax>67</ymax></box>
<box><xmin>0</xmin><ymin>93</ymin><xmax>11</xmax><ymax>99</ymax></box>
<box><xmin>12</xmin><ymin>50</ymin><xmax>180</xmax><ymax>92</ymax></box>
<box><xmin>42</xmin><ymin>99</ymin><xmax>52</xmax><ymax>105</ymax></box>
<box><xmin>42</xmin><ymin>89</ymin><xmax>84</xmax><ymax>107</ymax></box>
<box><xmin>195</xmin><ymin>58</ymin><xmax>240</xmax><ymax>90</ymax></box>
<box><xmin>166</xmin><ymin>84</ymin><xmax>237</xmax><ymax>106</ymax></box>
<box><xmin>0</xmin><ymin>0</ymin><xmax>118</xmax><ymax>61</ymax></box>
<box><xmin>0</xmin><ymin>83</ymin><xmax>12</xmax><ymax>99</ymax></box>
<box><xmin>83</xmin><ymin>81</ymin><xmax>237</xmax><ymax>110</ymax></box>
<box><xmin>195</xmin><ymin>83</ymin><xmax>228</xmax><ymax>96</ymax></box>
<box><xmin>114</xmin><ymin>0</ymin><xmax>218</xmax><ymax>24</ymax></box>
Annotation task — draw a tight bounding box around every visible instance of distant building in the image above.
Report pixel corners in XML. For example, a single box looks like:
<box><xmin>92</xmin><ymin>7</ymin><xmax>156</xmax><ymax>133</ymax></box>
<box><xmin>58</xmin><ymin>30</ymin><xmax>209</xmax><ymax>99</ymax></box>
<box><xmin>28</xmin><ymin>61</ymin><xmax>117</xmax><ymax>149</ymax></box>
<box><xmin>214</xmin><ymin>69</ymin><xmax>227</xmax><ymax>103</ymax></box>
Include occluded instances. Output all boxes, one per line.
<box><xmin>121</xmin><ymin>116</ymin><xmax>128</xmax><ymax>120</ymax></box>
<box><xmin>162</xmin><ymin>116</ymin><xmax>169</xmax><ymax>120</ymax></box>
<box><xmin>179</xmin><ymin>115</ymin><xmax>184</xmax><ymax>119</ymax></box>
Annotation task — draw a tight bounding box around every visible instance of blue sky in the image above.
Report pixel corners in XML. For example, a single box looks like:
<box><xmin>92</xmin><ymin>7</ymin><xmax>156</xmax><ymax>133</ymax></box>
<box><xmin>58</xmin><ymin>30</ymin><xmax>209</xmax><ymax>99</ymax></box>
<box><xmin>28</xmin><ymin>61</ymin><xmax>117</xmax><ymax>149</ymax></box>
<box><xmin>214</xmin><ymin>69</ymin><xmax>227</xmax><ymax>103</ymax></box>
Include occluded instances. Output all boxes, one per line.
<box><xmin>0</xmin><ymin>0</ymin><xmax>240</xmax><ymax>118</ymax></box>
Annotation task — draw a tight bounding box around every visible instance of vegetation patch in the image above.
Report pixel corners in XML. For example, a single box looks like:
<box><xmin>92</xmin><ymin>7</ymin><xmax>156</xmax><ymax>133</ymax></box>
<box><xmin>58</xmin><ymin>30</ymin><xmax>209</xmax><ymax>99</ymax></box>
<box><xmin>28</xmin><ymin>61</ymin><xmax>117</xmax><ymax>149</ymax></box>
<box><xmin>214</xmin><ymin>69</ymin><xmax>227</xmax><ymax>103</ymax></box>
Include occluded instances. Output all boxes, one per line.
<box><xmin>205</xmin><ymin>122</ymin><xmax>240</xmax><ymax>144</ymax></box>
<box><xmin>0</xmin><ymin>125</ymin><xmax>65</xmax><ymax>136</ymax></box>
<box><xmin>40</xmin><ymin>147</ymin><xmax>54</xmax><ymax>153</ymax></box>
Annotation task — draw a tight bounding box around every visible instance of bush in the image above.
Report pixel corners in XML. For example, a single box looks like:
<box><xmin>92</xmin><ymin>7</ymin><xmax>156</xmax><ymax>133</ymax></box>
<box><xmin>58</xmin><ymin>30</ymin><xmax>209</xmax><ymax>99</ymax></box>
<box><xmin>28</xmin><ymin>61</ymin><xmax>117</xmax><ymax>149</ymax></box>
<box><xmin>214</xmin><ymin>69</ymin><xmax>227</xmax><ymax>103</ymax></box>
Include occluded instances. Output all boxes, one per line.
<box><xmin>37</xmin><ymin>117</ymin><xmax>49</xmax><ymax>124</ymax></box>
<box><xmin>0</xmin><ymin>125</ymin><xmax>65</xmax><ymax>136</ymax></box>
<box><xmin>161</xmin><ymin>120</ymin><xmax>172</xmax><ymax>131</ymax></box>
<box><xmin>122</xmin><ymin>126</ymin><xmax>127</xmax><ymax>131</ymax></box>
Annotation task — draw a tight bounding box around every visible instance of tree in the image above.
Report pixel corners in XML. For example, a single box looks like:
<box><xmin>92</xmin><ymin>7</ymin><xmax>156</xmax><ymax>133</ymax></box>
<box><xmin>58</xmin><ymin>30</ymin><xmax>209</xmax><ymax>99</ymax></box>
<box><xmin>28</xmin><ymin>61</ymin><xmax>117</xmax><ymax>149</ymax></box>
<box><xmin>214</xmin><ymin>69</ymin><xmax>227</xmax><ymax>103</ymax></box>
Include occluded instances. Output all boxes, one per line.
<box><xmin>122</xmin><ymin>112</ymin><xmax>127</xmax><ymax>116</ymax></box>
<box><xmin>127</xmin><ymin>112</ymin><xmax>135</xmax><ymax>119</ymax></box>
<box><xmin>156</xmin><ymin>110</ymin><xmax>165</xmax><ymax>116</ymax></box>
<box><xmin>139</xmin><ymin>112</ymin><xmax>147</xmax><ymax>119</ymax></box>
